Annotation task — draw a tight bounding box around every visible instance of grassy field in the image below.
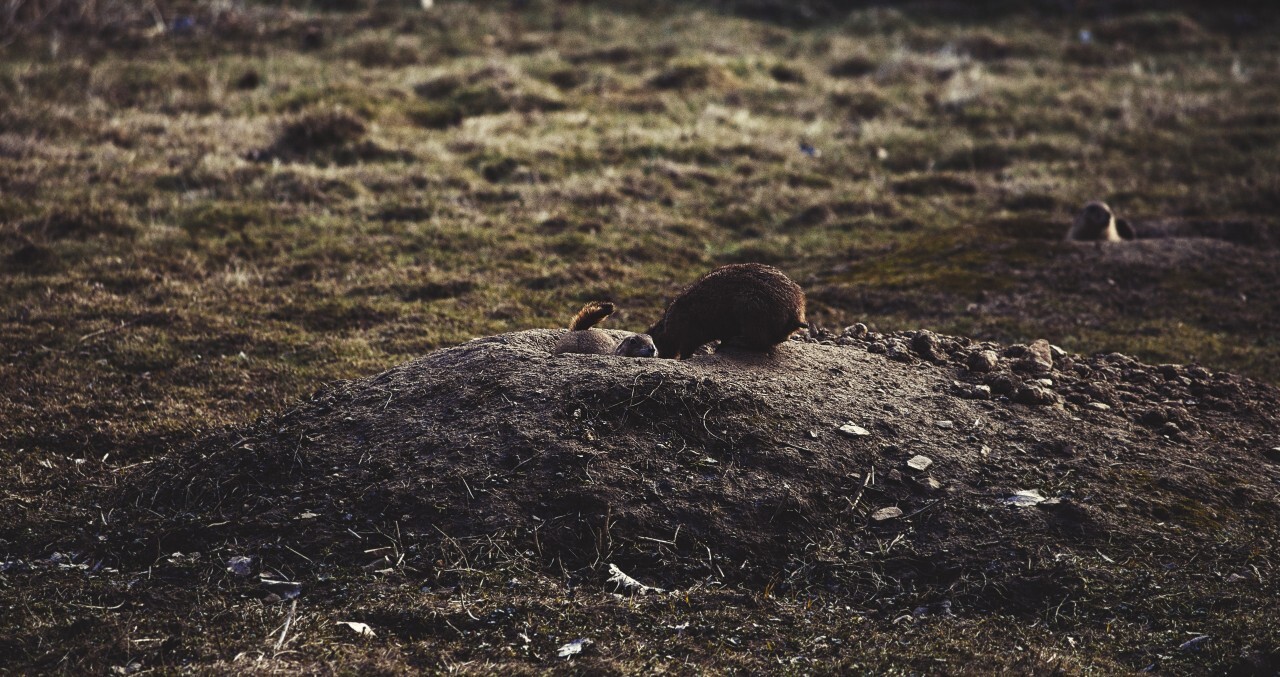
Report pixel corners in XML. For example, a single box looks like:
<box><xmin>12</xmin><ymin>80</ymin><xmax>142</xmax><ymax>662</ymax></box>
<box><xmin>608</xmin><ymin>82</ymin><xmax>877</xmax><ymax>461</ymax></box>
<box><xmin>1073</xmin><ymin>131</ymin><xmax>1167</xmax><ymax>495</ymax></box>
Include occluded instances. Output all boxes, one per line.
<box><xmin>2</xmin><ymin>0</ymin><xmax>1279</xmax><ymax>672</ymax></box>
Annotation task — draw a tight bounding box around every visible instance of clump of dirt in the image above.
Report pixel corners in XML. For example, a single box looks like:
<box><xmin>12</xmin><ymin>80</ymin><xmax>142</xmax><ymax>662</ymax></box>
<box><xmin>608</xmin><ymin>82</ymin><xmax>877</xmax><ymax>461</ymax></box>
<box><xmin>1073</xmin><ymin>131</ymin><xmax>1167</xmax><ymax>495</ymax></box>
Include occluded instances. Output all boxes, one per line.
<box><xmin>249</xmin><ymin>108</ymin><xmax>413</xmax><ymax>166</ymax></box>
<box><xmin>408</xmin><ymin>66</ymin><xmax>566</xmax><ymax>129</ymax></box>
<box><xmin>827</xmin><ymin>55</ymin><xmax>877</xmax><ymax>78</ymax></box>
<box><xmin>648</xmin><ymin>61</ymin><xmax>741</xmax><ymax>90</ymax></box>
<box><xmin>27</xmin><ymin>202</ymin><xmax>138</xmax><ymax>240</ymax></box>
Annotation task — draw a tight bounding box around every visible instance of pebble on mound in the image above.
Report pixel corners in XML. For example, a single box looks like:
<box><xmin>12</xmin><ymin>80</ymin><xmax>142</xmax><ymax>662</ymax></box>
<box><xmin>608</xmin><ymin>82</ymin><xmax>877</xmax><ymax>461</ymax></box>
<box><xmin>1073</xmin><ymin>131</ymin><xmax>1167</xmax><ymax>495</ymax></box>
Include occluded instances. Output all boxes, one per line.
<box><xmin>119</xmin><ymin>326</ymin><xmax>1280</xmax><ymax>634</ymax></box>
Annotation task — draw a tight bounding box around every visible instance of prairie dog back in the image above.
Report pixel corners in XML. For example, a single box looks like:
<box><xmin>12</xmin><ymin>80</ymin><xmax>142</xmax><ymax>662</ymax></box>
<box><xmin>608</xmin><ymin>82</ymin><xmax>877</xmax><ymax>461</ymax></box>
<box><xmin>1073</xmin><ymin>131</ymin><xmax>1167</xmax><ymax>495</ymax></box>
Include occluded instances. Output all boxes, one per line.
<box><xmin>647</xmin><ymin>263</ymin><xmax>807</xmax><ymax>359</ymax></box>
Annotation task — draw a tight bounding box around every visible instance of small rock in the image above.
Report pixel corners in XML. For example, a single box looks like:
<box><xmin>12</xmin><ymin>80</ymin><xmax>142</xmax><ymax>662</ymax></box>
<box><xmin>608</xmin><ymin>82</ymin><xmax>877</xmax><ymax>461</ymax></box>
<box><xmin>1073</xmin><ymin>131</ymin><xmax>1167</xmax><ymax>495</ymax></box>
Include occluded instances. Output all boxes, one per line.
<box><xmin>866</xmin><ymin>341</ymin><xmax>886</xmax><ymax>354</ymax></box>
<box><xmin>1049</xmin><ymin>344</ymin><xmax>1067</xmax><ymax>359</ymax></box>
<box><xmin>920</xmin><ymin>477</ymin><xmax>943</xmax><ymax>491</ymax></box>
<box><xmin>1003</xmin><ymin>490</ymin><xmax>1046</xmax><ymax>507</ymax></box>
<box><xmin>935</xmin><ymin>420</ymin><xmax>954</xmax><ymax>429</ymax></box>
<box><xmin>1138</xmin><ymin>409</ymin><xmax>1168</xmax><ymax>427</ymax></box>
<box><xmin>1265</xmin><ymin>447</ymin><xmax>1280</xmax><ymax>463</ymax></box>
<box><xmin>1085</xmin><ymin>402</ymin><xmax>1111</xmax><ymax>411</ymax></box>
<box><xmin>1033</xmin><ymin>378</ymin><xmax>1053</xmax><ymax>387</ymax></box>
<box><xmin>842</xmin><ymin>323</ymin><xmax>868</xmax><ymax>339</ymax></box>
<box><xmin>337</xmin><ymin>621</ymin><xmax>376</xmax><ymax>637</ymax></box>
<box><xmin>1178</xmin><ymin>635</ymin><xmax>1210</xmax><ymax>652</ymax></box>
<box><xmin>886</xmin><ymin>339</ymin><xmax>915</xmax><ymax>363</ymax></box>
<box><xmin>226</xmin><ymin>556</ymin><xmax>255</xmax><ymax>577</ymax></box>
<box><xmin>985</xmin><ymin>373</ymin><xmax>1018</xmax><ymax>396</ymax></box>
<box><xmin>967</xmin><ymin>350</ymin><xmax>999</xmax><ymax>373</ymax></box>
<box><xmin>958</xmin><ymin>384</ymin><xmax>992</xmax><ymax>400</ymax></box>
<box><xmin>1002</xmin><ymin>344</ymin><xmax>1029</xmax><ymax>359</ymax></box>
<box><xmin>839</xmin><ymin>423</ymin><xmax>872</xmax><ymax>437</ymax></box>
<box><xmin>910</xmin><ymin>331</ymin><xmax>944</xmax><ymax>361</ymax></box>
<box><xmin>557</xmin><ymin>638</ymin><xmax>593</xmax><ymax>658</ymax></box>
<box><xmin>1027</xmin><ymin>339</ymin><xmax>1053</xmax><ymax>370</ymax></box>
<box><xmin>871</xmin><ymin>506</ymin><xmax>904</xmax><ymax>521</ymax></box>
<box><xmin>1014</xmin><ymin>384</ymin><xmax>1058</xmax><ymax>406</ymax></box>
<box><xmin>906</xmin><ymin>455</ymin><xmax>933</xmax><ymax>471</ymax></box>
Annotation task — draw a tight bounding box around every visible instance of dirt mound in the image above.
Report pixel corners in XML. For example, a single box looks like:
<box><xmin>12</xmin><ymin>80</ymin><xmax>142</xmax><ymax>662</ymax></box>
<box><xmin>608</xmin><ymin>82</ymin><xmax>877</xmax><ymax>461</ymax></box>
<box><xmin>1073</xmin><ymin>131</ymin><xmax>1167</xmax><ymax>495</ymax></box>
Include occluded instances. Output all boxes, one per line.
<box><xmin>111</xmin><ymin>327</ymin><xmax>1279</xmax><ymax>605</ymax></box>
<box><xmin>248</xmin><ymin>108</ymin><xmax>414</xmax><ymax>166</ymax></box>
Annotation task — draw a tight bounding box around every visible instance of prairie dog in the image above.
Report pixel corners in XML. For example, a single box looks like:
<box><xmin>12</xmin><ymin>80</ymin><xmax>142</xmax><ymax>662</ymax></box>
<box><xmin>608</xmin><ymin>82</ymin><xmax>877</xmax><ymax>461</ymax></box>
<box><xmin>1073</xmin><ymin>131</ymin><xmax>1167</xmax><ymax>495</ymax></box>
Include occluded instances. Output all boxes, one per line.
<box><xmin>552</xmin><ymin>301</ymin><xmax>657</xmax><ymax>357</ymax></box>
<box><xmin>1068</xmin><ymin>201</ymin><xmax>1135</xmax><ymax>241</ymax></box>
<box><xmin>646</xmin><ymin>263</ymin><xmax>808</xmax><ymax>359</ymax></box>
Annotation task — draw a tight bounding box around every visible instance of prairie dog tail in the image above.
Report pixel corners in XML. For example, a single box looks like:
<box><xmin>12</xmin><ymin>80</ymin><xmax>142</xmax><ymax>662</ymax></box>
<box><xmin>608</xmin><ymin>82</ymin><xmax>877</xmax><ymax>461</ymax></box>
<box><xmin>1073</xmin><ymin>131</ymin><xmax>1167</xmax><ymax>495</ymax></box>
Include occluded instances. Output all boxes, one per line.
<box><xmin>569</xmin><ymin>301</ymin><xmax>615</xmax><ymax>331</ymax></box>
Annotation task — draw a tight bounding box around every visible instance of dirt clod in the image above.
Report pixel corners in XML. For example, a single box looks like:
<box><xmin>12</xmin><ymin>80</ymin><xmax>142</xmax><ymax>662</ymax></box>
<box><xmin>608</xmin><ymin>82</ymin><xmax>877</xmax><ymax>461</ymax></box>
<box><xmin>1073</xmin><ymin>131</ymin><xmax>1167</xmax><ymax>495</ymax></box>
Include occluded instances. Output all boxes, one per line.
<box><xmin>1014</xmin><ymin>384</ymin><xmax>1058</xmax><ymax>406</ymax></box>
<box><xmin>968</xmin><ymin>349</ymin><xmax>999</xmax><ymax>373</ymax></box>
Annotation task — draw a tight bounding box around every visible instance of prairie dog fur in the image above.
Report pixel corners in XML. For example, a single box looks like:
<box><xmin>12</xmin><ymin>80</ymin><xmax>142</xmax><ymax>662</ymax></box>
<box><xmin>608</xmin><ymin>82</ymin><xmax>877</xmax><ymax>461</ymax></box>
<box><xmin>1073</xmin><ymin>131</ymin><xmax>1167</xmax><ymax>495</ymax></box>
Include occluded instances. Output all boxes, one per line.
<box><xmin>1068</xmin><ymin>201</ymin><xmax>1135</xmax><ymax>242</ymax></box>
<box><xmin>552</xmin><ymin>301</ymin><xmax>657</xmax><ymax>357</ymax></box>
<box><xmin>647</xmin><ymin>263</ymin><xmax>808</xmax><ymax>360</ymax></box>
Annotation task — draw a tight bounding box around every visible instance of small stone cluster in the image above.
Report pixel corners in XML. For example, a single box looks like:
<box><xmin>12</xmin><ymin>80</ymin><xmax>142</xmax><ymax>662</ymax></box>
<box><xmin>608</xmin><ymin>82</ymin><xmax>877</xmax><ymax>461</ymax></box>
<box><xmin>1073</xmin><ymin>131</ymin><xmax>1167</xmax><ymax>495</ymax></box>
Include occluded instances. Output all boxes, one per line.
<box><xmin>797</xmin><ymin>324</ymin><xmax>1256</xmax><ymax>441</ymax></box>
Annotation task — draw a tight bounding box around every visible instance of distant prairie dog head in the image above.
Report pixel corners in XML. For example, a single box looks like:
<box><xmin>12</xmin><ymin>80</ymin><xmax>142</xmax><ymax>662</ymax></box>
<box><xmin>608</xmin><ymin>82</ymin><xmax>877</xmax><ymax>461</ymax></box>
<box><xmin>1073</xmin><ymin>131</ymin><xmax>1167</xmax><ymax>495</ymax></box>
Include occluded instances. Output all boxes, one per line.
<box><xmin>552</xmin><ymin>301</ymin><xmax>657</xmax><ymax>357</ymax></box>
<box><xmin>1068</xmin><ymin>201</ymin><xmax>1135</xmax><ymax>242</ymax></box>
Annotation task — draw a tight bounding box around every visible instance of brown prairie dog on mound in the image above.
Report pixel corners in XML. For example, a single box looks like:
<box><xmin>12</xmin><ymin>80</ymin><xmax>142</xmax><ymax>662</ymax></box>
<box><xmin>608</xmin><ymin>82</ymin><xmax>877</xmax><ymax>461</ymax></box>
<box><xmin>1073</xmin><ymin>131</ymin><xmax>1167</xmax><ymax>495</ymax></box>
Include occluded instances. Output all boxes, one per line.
<box><xmin>552</xmin><ymin>301</ymin><xmax>657</xmax><ymax>357</ymax></box>
<box><xmin>646</xmin><ymin>263</ymin><xmax>808</xmax><ymax>360</ymax></box>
